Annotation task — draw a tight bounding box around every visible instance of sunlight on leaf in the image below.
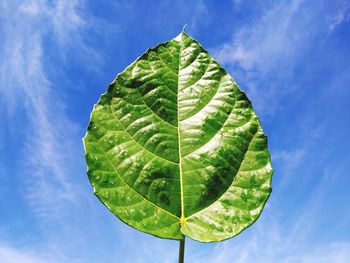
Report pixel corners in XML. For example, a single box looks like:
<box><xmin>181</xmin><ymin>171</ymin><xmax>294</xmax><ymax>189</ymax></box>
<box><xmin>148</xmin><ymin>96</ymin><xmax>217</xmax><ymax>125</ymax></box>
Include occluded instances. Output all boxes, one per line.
<box><xmin>83</xmin><ymin>32</ymin><xmax>273</xmax><ymax>242</ymax></box>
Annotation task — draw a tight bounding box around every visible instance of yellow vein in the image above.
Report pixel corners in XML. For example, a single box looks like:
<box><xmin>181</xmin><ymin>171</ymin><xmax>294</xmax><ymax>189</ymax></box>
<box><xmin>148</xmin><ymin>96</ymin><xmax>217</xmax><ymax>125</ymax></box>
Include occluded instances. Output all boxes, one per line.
<box><xmin>176</xmin><ymin>33</ymin><xmax>186</xmax><ymax>225</ymax></box>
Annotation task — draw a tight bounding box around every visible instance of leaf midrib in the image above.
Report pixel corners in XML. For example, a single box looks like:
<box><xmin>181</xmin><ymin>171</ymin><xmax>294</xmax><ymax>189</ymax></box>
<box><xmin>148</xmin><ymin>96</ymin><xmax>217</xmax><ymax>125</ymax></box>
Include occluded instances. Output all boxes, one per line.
<box><xmin>176</xmin><ymin>33</ymin><xmax>185</xmax><ymax>223</ymax></box>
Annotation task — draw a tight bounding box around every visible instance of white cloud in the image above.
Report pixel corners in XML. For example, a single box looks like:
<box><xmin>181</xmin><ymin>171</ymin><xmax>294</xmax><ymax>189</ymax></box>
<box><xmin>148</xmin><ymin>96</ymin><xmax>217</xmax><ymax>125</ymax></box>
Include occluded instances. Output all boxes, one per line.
<box><xmin>18</xmin><ymin>1</ymin><xmax>41</xmax><ymax>16</ymax></box>
<box><xmin>327</xmin><ymin>1</ymin><xmax>350</xmax><ymax>31</ymax></box>
<box><xmin>188</xmin><ymin>0</ymin><xmax>210</xmax><ymax>33</ymax></box>
<box><xmin>212</xmin><ymin>0</ymin><xmax>350</xmax><ymax>114</ymax></box>
<box><xmin>188</xmin><ymin>240</ymin><xmax>350</xmax><ymax>263</ymax></box>
<box><xmin>271</xmin><ymin>149</ymin><xmax>305</xmax><ymax>188</ymax></box>
<box><xmin>211</xmin><ymin>0</ymin><xmax>328</xmax><ymax>114</ymax></box>
<box><xmin>214</xmin><ymin>0</ymin><xmax>304</xmax><ymax>73</ymax></box>
<box><xmin>0</xmin><ymin>0</ymin><xmax>99</xmax><ymax>258</ymax></box>
<box><xmin>0</xmin><ymin>244</ymin><xmax>49</xmax><ymax>263</ymax></box>
<box><xmin>284</xmin><ymin>242</ymin><xmax>350</xmax><ymax>263</ymax></box>
<box><xmin>212</xmin><ymin>1</ymin><xmax>304</xmax><ymax>114</ymax></box>
<box><xmin>1</xmin><ymin>0</ymin><xmax>83</xmax><ymax>219</ymax></box>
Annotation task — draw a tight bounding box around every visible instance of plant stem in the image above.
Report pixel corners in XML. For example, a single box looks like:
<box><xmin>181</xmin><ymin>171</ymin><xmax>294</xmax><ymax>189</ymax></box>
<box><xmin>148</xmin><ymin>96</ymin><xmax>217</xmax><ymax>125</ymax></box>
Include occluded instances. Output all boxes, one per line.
<box><xmin>179</xmin><ymin>237</ymin><xmax>185</xmax><ymax>263</ymax></box>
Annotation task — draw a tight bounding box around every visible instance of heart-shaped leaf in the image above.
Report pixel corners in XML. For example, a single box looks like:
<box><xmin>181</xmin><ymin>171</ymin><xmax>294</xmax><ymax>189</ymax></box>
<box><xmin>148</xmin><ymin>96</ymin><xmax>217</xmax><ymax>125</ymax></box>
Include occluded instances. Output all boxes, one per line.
<box><xmin>83</xmin><ymin>32</ymin><xmax>273</xmax><ymax>242</ymax></box>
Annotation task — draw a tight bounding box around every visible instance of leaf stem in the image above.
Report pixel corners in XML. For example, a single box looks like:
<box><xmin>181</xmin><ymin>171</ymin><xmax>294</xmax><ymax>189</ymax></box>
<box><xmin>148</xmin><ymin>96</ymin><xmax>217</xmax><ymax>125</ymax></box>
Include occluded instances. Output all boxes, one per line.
<box><xmin>179</xmin><ymin>237</ymin><xmax>185</xmax><ymax>263</ymax></box>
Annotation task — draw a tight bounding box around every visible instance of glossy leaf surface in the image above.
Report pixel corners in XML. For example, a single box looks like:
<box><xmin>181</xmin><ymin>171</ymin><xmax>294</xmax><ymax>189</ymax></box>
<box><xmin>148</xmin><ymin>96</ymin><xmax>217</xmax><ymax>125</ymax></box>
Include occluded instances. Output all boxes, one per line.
<box><xmin>83</xmin><ymin>32</ymin><xmax>273</xmax><ymax>242</ymax></box>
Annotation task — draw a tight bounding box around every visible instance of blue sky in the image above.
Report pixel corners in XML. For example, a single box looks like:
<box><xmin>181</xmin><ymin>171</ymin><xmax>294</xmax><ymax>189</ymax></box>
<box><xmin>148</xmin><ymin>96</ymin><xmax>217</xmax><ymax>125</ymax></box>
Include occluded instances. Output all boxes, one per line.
<box><xmin>1</xmin><ymin>0</ymin><xmax>350</xmax><ymax>262</ymax></box>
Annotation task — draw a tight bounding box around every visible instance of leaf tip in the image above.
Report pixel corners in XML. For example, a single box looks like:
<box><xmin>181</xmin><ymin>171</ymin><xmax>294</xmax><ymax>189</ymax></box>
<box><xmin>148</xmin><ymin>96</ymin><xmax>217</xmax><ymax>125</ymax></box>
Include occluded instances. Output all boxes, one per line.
<box><xmin>174</xmin><ymin>32</ymin><xmax>184</xmax><ymax>42</ymax></box>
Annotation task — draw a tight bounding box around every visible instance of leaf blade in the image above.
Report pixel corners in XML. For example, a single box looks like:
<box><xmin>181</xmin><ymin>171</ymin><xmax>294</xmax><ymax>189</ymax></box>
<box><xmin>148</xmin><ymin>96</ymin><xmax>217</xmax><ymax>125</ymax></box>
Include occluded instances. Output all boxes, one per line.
<box><xmin>84</xmin><ymin>32</ymin><xmax>273</xmax><ymax>242</ymax></box>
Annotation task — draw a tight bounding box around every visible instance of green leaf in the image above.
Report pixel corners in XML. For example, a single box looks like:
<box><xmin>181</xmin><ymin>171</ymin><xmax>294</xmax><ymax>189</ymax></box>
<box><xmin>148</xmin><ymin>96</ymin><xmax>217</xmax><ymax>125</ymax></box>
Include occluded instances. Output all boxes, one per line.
<box><xmin>83</xmin><ymin>32</ymin><xmax>273</xmax><ymax>242</ymax></box>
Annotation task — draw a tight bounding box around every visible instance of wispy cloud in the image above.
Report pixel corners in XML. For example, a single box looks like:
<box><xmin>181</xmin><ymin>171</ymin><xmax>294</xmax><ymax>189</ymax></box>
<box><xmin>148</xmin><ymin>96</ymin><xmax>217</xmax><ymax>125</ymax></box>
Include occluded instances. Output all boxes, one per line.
<box><xmin>211</xmin><ymin>0</ymin><xmax>347</xmax><ymax>115</ymax></box>
<box><xmin>0</xmin><ymin>243</ymin><xmax>50</xmax><ymax>263</ymax></box>
<box><xmin>188</xmin><ymin>239</ymin><xmax>350</xmax><ymax>263</ymax></box>
<box><xmin>327</xmin><ymin>0</ymin><xmax>350</xmax><ymax>31</ymax></box>
<box><xmin>187</xmin><ymin>0</ymin><xmax>210</xmax><ymax>33</ymax></box>
<box><xmin>0</xmin><ymin>0</ymin><xmax>100</xmax><ymax>260</ymax></box>
<box><xmin>1</xmin><ymin>0</ymin><xmax>80</xmax><ymax>219</ymax></box>
<box><xmin>214</xmin><ymin>0</ymin><xmax>303</xmax><ymax>70</ymax></box>
<box><xmin>1</xmin><ymin>1</ymin><xmax>349</xmax><ymax>262</ymax></box>
<box><xmin>211</xmin><ymin>0</ymin><xmax>304</xmax><ymax>114</ymax></box>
